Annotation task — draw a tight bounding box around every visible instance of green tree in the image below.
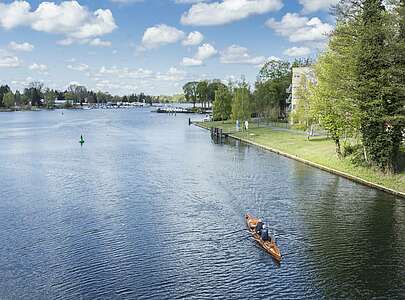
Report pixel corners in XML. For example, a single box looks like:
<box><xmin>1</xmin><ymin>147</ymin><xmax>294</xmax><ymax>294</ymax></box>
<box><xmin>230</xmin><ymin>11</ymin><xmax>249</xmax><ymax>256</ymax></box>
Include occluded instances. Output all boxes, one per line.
<box><xmin>232</xmin><ymin>79</ymin><xmax>252</xmax><ymax>122</ymax></box>
<box><xmin>24</xmin><ymin>82</ymin><xmax>43</xmax><ymax>106</ymax></box>
<box><xmin>183</xmin><ymin>81</ymin><xmax>198</xmax><ymax>108</ymax></box>
<box><xmin>64</xmin><ymin>91</ymin><xmax>76</xmax><ymax>101</ymax></box>
<box><xmin>68</xmin><ymin>84</ymin><xmax>87</xmax><ymax>105</ymax></box>
<box><xmin>44</xmin><ymin>88</ymin><xmax>57</xmax><ymax>109</ymax></box>
<box><xmin>197</xmin><ymin>81</ymin><xmax>209</xmax><ymax>108</ymax></box>
<box><xmin>256</xmin><ymin>59</ymin><xmax>292</xmax><ymax>121</ymax></box>
<box><xmin>309</xmin><ymin>21</ymin><xmax>361</xmax><ymax>156</ymax></box>
<box><xmin>87</xmin><ymin>91</ymin><xmax>97</xmax><ymax>104</ymax></box>
<box><xmin>354</xmin><ymin>0</ymin><xmax>404</xmax><ymax>172</ymax></box>
<box><xmin>207</xmin><ymin>80</ymin><xmax>224</xmax><ymax>108</ymax></box>
<box><xmin>96</xmin><ymin>91</ymin><xmax>108</xmax><ymax>103</ymax></box>
<box><xmin>258</xmin><ymin>60</ymin><xmax>291</xmax><ymax>82</ymax></box>
<box><xmin>291</xmin><ymin>76</ymin><xmax>316</xmax><ymax>131</ymax></box>
<box><xmin>3</xmin><ymin>91</ymin><xmax>15</xmax><ymax>108</ymax></box>
<box><xmin>213</xmin><ymin>84</ymin><xmax>232</xmax><ymax>121</ymax></box>
<box><xmin>0</xmin><ymin>85</ymin><xmax>11</xmax><ymax>107</ymax></box>
<box><xmin>14</xmin><ymin>90</ymin><xmax>22</xmax><ymax>106</ymax></box>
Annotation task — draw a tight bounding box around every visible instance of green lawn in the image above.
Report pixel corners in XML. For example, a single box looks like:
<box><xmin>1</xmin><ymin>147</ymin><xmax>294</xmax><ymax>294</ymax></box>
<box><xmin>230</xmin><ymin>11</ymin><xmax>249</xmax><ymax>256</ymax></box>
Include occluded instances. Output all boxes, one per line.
<box><xmin>197</xmin><ymin>121</ymin><xmax>405</xmax><ymax>194</ymax></box>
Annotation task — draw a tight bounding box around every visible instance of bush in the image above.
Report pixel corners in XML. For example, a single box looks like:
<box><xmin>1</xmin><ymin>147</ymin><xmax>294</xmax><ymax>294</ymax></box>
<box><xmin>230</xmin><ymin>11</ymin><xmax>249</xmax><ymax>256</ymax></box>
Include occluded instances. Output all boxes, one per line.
<box><xmin>342</xmin><ymin>142</ymin><xmax>358</xmax><ymax>157</ymax></box>
<box><xmin>63</xmin><ymin>102</ymin><xmax>73</xmax><ymax>109</ymax></box>
<box><xmin>291</xmin><ymin>124</ymin><xmax>307</xmax><ymax>131</ymax></box>
<box><xmin>349</xmin><ymin>145</ymin><xmax>368</xmax><ymax>167</ymax></box>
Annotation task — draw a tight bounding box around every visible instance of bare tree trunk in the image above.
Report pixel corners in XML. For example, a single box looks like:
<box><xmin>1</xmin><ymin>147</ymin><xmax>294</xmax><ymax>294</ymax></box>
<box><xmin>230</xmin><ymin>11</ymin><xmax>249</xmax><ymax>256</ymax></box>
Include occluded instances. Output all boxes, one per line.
<box><xmin>335</xmin><ymin>138</ymin><xmax>342</xmax><ymax>158</ymax></box>
<box><xmin>363</xmin><ymin>145</ymin><xmax>368</xmax><ymax>163</ymax></box>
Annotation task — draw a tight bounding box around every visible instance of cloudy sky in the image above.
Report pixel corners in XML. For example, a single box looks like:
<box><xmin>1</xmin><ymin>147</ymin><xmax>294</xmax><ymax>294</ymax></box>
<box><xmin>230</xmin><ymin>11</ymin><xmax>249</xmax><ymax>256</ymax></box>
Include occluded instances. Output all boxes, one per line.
<box><xmin>0</xmin><ymin>0</ymin><xmax>337</xmax><ymax>95</ymax></box>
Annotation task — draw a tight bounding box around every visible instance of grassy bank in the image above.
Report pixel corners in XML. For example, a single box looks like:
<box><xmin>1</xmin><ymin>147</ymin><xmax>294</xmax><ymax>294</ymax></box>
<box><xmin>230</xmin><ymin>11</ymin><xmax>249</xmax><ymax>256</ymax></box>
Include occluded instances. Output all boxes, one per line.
<box><xmin>197</xmin><ymin>120</ymin><xmax>405</xmax><ymax>195</ymax></box>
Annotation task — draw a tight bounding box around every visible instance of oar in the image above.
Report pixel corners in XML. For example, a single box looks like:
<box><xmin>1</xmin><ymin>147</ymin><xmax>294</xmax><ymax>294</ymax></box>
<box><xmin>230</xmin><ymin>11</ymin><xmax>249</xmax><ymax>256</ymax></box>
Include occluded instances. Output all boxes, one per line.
<box><xmin>221</xmin><ymin>228</ymin><xmax>249</xmax><ymax>236</ymax></box>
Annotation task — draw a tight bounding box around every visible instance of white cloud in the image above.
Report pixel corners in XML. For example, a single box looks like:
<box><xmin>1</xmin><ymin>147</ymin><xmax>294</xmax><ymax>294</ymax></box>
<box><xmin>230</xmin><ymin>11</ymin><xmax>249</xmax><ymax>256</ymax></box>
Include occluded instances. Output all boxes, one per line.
<box><xmin>156</xmin><ymin>67</ymin><xmax>187</xmax><ymax>81</ymax></box>
<box><xmin>0</xmin><ymin>1</ymin><xmax>31</xmax><ymax>30</ymax></box>
<box><xmin>92</xmin><ymin>65</ymin><xmax>190</xmax><ymax>94</ymax></box>
<box><xmin>175</xmin><ymin>0</ymin><xmax>208</xmax><ymax>3</ymax></box>
<box><xmin>181</xmin><ymin>0</ymin><xmax>283</xmax><ymax>26</ymax></box>
<box><xmin>0</xmin><ymin>1</ymin><xmax>117</xmax><ymax>44</ymax></box>
<box><xmin>96</xmin><ymin>66</ymin><xmax>188</xmax><ymax>82</ymax></box>
<box><xmin>57</xmin><ymin>38</ymin><xmax>75</xmax><ymax>46</ymax></box>
<box><xmin>298</xmin><ymin>0</ymin><xmax>339</xmax><ymax>13</ymax></box>
<box><xmin>11</xmin><ymin>76</ymin><xmax>35</xmax><ymax>88</ymax></box>
<box><xmin>283</xmin><ymin>46</ymin><xmax>311</xmax><ymax>57</ymax></box>
<box><xmin>98</xmin><ymin>66</ymin><xmax>154</xmax><ymax>79</ymax></box>
<box><xmin>220</xmin><ymin>45</ymin><xmax>265</xmax><ymax>65</ymax></box>
<box><xmin>67</xmin><ymin>63</ymin><xmax>89</xmax><ymax>71</ymax></box>
<box><xmin>29</xmin><ymin>63</ymin><xmax>48</xmax><ymax>71</ymax></box>
<box><xmin>110</xmin><ymin>0</ymin><xmax>144</xmax><ymax>3</ymax></box>
<box><xmin>0</xmin><ymin>50</ymin><xmax>21</xmax><ymax>68</ymax></box>
<box><xmin>181</xmin><ymin>43</ymin><xmax>217</xmax><ymax>66</ymax></box>
<box><xmin>141</xmin><ymin>24</ymin><xmax>185</xmax><ymax>49</ymax></box>
<box><xmin>89</xmin><ymin>38</ymin><xmax>112</xmax><ymax>47</ymax></box>
<box><xmin>182</xmin><ymin>31</ymin><xmax>204</xmax><ymax>46</ymax></box>
<box><xmin>8</xmin><ymin>41</ymin><xmax>34</xmax><ymax>52</ymax></box>
<box><xmin>195</xmin><ymin>43</ymin><xmax>217</xmax><ymax>60</ymax></box>
<box><xmin>181</xmin><ymin>57</ymin><xmax>203</xmax><ymax>66</ymax></box>
<box><xmin>266</xmin><ymin>13</ymin><xmax>333</xmax><ymax>43</ymax></box>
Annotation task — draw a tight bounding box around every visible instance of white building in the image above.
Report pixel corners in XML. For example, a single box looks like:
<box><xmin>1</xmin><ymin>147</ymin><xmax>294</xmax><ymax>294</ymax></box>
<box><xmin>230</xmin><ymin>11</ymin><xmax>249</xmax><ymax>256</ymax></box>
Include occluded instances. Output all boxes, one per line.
<box><xmin>54</xmin><ymin>99</ymin><xmax>74</xmax><ymax>107</ymax></box>
<box><xmin>288</xmin><ymin>66</ymin><xmax>316</xmax><ymax>124</ymax></box>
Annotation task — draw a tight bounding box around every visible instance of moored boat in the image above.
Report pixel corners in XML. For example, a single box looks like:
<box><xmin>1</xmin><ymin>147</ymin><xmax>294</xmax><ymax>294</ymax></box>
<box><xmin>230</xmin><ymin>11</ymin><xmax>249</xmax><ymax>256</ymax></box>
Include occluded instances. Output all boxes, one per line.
<box><xmin>245</xmin><ymin>213</ymin><xmax>282</xmax><ymax>262</ymax></box>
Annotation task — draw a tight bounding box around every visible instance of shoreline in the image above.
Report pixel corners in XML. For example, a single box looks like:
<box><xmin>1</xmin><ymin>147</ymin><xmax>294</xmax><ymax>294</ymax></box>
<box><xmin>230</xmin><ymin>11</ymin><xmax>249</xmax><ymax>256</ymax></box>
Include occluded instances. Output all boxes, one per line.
<box><xmin>194</xmin><ymin>122</ymin><xmax>405</xmax><ymax>199</ymax></box>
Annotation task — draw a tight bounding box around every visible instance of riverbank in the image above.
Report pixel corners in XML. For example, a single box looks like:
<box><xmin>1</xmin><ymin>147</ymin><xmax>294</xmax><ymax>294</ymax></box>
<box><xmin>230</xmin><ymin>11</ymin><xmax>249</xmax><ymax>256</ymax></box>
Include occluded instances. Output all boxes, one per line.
<box><xmin>195</xmin><ymin>121</ymin><xmax>405</xmax><ymax>198</ymax></box>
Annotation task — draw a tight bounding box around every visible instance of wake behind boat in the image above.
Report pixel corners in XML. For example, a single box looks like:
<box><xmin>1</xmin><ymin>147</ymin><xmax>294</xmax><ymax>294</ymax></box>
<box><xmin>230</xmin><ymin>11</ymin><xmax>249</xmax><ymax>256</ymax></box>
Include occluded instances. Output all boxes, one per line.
<box><xmin>245</xmin><ymin>213</ymin><xmax>282</xmax><ymax>262</ymax></box>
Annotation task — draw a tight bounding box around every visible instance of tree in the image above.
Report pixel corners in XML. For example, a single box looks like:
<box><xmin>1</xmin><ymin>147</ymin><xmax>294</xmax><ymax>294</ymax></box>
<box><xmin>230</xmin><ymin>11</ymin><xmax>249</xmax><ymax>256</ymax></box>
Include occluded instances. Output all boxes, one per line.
<box><xmin>231</xmin><ymin>79</ymin><xmax>252</xmax><ymax>122</ymax></box>
<box><xmin>68</xmin><ymin>84</ymin><xmax>87</xmax><ymax>105</ymax></box>
<box><xmin>258</xmin><ymin>59</ymin><xmax>291</xmax><ymax>82</ymax></box>
<box><xmin>44</xmin><ymin>89</ymin><xmax>57</xmax><ymax>109</ymax></box>
<box><xmin>96</xmin><ymin>91</ymin><xmax>108</xmax><ymax>103</ymax></box>
<box><xmin>197</xmin><ymin>81</ymin><xmax>209</xmax><ymax>108</ymax></box>
<box><xmin>183</xmin><ymin>81</ymin><xmax>198</xmax><ymax>108</ymax></box>
<box><xmin>207</xmin><ymin>80</ymin><xmax>223</xmax><ymax>108</ymax></box>
<box><xmin>256</xmin><ymin>59</ymin><xmax>292</xmax><ymax>120</ymax></box>
<box><xmin>24</xmin><ymin>82</ymin><xmax>43</xmax><ymax>106</ymax></box>
<box><xmin>87</xmin><ymin>91</ymin><xmax>97</xmax><ymax>104</ymax></box>
<box><xmin>3</xmin><ymin>91</ymin><xmax>15</xmax><ymax>108</ymax></box>
<box><xmin>128</xmin><ymin>94</ymin><xmax>137</xmax><ymax>103</ymax></box>
<box><xmin>308</xmin><ymin>21</ymin><xmax>361</xmax><ymax>156</ymax></box>
<box><xmin>213</xmin><ymin>84</ymin><xmax>232</xmax><ymax>121</ymax></box>
<box><xmin>14</xmin><ymin>90</ymin><xmax>22</xmax><ymax>106</ymax></box>
<box><xmin>354</xmin><ymin>0</ymin><xmax>404</xmax><ymax>172</ymax></box>
<box><xmin>254</xmin><ymin>79</ymin><xmax>288</xmax><ymax>123</ymax></box>
<box><xmin>291</xmin><ymin>76</ymin><xmax>316</xmax><ymax>131</ymax></box>
<box><xmin>0</xmin><ymin>85</ymin><xmax>11</xmax><ymax>107</ymax></box>
<box><xmin>139</xmin><ymin>92</ymin><xmax>146</xmax><ymax>103</ymax></box>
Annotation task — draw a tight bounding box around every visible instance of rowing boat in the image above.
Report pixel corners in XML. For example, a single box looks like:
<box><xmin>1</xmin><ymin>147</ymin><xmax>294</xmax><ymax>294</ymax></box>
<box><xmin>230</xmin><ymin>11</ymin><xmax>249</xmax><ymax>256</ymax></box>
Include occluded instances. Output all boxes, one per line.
<box><xmin>245</xmin><ymin>213</ymin><xmax>282</xmax><ymax>262</ymax></box>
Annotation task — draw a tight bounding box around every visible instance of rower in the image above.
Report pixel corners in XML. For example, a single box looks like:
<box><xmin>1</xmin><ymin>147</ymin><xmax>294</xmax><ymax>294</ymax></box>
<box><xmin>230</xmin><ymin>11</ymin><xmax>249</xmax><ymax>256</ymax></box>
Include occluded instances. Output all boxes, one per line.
<box><xmin>261</xmin><ymin>227</ymin><xmax>269</xmax><ymax>241</ymax></box>
<box><xmin>255</xmin><ymin>219</ymin><xmax>263</xmax><ymax>234</ymax></box>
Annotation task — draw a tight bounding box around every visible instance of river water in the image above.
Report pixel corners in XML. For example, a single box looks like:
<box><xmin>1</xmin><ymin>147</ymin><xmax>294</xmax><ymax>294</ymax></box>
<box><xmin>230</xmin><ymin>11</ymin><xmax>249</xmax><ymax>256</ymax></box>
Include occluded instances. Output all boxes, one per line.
<box><xmin>0</xmin><ymin>109</ymin><xmax>404</xmax><ymax>299</ymax></box>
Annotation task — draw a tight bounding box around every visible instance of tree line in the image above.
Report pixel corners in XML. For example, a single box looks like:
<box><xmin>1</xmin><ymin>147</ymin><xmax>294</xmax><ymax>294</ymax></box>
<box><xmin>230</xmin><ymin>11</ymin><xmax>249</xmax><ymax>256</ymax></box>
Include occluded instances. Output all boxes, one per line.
<box><xmin>0</xmin><ymin>82</ymin><xmax>155</xmax><ymax>109</ymax></box>
<box><xmin>183</xmin><ymin>58</ymin><xmax>311</xmax><ymax>123</ymax></box>
<box><xmin>294</xmin><ymin>0</ymin><xmax>404</xmax><ymax>173</ymax></box>
<box><xmin>184</xmin><ymin>0</ymin><xmax>404</xmax><ymax>174</ymax></box>
<box><xmin>182</xmin><ymin>80</ymin><xmax>228</xmax><ymax>109</ymax></box>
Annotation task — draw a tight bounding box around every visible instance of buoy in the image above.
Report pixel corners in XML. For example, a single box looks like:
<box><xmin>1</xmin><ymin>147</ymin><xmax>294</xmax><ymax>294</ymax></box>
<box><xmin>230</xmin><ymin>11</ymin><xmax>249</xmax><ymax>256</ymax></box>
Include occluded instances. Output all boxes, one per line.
<box><xmin>79</xmin><ymin>135</ymin><xmax>85</xmax><ymax>146</ymax></box>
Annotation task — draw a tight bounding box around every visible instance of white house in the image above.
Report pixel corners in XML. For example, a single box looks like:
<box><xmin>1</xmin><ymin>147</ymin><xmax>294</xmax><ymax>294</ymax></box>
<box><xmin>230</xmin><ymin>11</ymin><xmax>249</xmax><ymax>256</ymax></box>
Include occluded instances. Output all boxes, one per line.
<box><xmin>289</xmin><ymin>66</ymin><xmax>316</xmax><ymax>124</ymax></box>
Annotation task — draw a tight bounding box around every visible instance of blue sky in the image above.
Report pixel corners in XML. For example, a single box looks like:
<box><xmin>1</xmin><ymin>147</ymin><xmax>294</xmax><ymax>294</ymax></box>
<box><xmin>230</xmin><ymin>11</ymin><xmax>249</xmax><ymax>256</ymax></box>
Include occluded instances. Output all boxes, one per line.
<box><xmin>0</xmin><ymin>0</ymin><xmax>337</xmax><ymax>95</ymax></box>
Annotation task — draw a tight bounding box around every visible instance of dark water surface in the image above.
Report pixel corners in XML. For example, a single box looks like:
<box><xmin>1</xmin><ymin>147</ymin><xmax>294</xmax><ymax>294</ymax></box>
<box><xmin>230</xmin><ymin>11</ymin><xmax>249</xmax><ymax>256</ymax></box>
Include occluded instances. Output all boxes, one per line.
<box><xmin>0</xmin><ymin>109</ymin><xmax>404</xmax><ymax>299</ymax></box>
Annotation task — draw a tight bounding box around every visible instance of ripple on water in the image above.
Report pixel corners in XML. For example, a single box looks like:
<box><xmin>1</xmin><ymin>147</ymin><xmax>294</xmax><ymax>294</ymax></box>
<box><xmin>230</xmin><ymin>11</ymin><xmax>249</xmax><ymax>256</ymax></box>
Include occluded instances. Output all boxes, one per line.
<box><xmin>0</xmin><ymin>110</ymin><xmax>404</xmax><ymax>299</ymax></box>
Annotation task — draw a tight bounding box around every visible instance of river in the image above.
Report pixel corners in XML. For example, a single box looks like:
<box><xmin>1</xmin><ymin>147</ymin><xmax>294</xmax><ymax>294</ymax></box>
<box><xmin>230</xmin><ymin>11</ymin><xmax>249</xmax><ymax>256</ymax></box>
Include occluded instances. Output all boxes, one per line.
<box><xmin>0</xmin><ymin>109</ymin><xmax>404</xmax><ymax>299</ymax></box>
